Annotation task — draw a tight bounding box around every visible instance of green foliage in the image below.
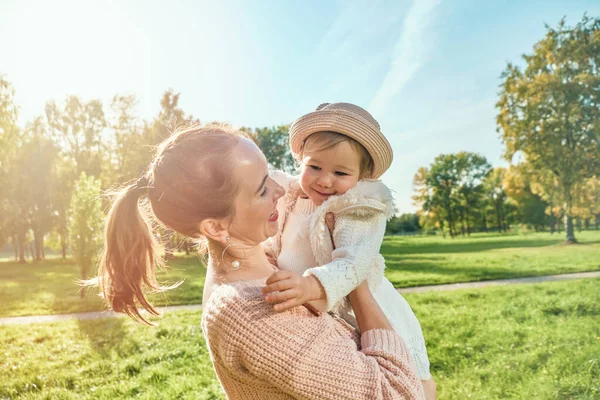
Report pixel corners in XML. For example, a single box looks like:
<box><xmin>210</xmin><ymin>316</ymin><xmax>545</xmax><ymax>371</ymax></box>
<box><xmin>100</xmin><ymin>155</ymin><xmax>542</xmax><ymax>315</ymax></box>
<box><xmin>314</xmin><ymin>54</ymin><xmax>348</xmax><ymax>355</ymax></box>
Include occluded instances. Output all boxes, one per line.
<box><xmin>504</xmin><ymin>164</ymin><xmax>555</xmax><ymax>231</ymax></box>
<box><xmin>413</xmin><ymin>152</ymin><xmax>492</xmax><ymax>237</ymax></box>
<box><xmin>497</xmin><ymin>15</ymin><xmax>600</xmax><ymax>242</ymax></box>
<box><xmin>386</xmin><ymin>213</ymin><xmax>421</xmax><ymax>235</ymax></box>
<box><xmin>0</xmin><ymin>75</ymin><xmax>19</xmax><ymax>249</ymax></box>
<box><xmin>245</xmin><ymin>125</ymin><xmax>296</xmax><ymax>173</ymax></box>
<box><xmin>45</xmin><ymin>96</ymin><xmax>108</xmax><ymax>178</ymax></box>
<box><xmin>68</xmin><ymin>172</ymin><xmax>104</xmax><ymax>292</ymax></box>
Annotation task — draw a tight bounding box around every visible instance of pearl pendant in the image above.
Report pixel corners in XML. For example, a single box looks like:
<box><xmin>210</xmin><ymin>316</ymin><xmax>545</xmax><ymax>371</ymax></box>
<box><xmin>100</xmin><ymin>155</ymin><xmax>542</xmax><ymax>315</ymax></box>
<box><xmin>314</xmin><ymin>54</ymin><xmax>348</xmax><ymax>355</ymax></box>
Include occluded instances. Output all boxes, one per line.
<box><xmin>231</xmin><ymin>260</ymin><xmax>241</xmax><ymax>270</ymax></box>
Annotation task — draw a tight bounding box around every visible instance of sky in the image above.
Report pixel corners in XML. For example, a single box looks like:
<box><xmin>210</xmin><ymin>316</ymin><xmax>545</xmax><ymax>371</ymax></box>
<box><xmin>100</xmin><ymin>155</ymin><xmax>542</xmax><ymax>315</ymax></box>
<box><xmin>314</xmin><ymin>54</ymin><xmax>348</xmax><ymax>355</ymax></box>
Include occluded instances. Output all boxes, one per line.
<box><xmin>1</xmin><ymin>0</ymin><xmax>599</xmax><ymax>212</ymax></box>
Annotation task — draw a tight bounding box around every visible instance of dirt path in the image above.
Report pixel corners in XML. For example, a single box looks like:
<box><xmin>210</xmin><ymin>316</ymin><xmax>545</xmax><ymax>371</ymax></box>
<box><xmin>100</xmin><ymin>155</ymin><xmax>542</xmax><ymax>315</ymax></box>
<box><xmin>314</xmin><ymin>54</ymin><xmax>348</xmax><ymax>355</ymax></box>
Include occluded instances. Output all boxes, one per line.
<box><xmin>1</xmin><ymin>271</ymin><xmax>599</xmax><ymax>325</ymax></box>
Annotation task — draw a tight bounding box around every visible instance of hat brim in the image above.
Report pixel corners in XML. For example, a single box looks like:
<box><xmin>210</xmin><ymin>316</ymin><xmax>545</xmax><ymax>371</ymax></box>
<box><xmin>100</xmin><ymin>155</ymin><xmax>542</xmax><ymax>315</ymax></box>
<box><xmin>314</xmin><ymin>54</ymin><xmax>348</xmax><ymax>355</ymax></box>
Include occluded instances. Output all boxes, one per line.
<box><xmin>289</xmin><ymin>109</ymin><xmax>393</xmax><ymax>179</ymax></box>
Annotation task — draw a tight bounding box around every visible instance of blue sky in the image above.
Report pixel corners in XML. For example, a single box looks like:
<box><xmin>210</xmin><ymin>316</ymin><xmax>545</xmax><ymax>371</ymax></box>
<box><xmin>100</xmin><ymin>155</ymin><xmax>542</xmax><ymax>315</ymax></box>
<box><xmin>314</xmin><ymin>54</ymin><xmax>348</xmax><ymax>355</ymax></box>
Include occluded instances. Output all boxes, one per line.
<box><xmin>2</xmin><ymin>0</ymin><xmax>598</xmax><ymax>212</ymax></box>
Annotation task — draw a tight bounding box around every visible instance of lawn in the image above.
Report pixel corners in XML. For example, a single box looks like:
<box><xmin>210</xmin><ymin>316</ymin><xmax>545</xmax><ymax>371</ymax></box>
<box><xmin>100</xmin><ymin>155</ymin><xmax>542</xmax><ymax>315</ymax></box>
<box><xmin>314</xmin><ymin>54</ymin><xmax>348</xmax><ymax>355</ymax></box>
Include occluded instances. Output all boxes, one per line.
<box><xmin>0</xmin><ymin>257</ymin><xmax>208</xmax><ymax>317</ymax></box>
<box><xmin>382</xmin><ymin>230</ymin><xmax>600</xmax><ymax>287</ymax></box>
<box><xmin>1</xmin><ymin>278</ymin><xmax>598</xmax><ymax>399</ymax></box>
<box><xmin>1</xmin><ymin>231</ymin><xmax>599</xmax><ymax>317</ymax></box>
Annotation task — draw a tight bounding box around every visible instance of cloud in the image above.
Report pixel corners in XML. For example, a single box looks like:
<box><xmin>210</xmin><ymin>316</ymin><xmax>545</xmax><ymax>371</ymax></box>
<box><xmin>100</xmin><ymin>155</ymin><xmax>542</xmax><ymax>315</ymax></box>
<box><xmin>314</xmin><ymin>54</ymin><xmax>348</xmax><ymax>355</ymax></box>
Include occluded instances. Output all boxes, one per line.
<box><xmin>368</xmin><ymin>0</ymin><xmax>440</xmax><ymax>116</ymax></box>
<box><xmin>310</xmin><ymin>1</ymin><xmax>406</xmax><ymax>99</ymax></box>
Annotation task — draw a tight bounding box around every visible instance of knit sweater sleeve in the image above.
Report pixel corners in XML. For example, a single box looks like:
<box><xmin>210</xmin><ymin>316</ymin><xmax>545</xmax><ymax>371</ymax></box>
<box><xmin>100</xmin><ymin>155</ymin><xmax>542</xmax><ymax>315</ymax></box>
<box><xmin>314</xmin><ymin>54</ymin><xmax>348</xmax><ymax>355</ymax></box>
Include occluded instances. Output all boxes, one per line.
<box><xmin>202</xmin><ymin>282</ymin><xmax>425</xmax><ymax>400</ymax></box>
<box><xmin>305</xmin><ymin>211</ymin><xmax>387</xmax><ymax>311</ymax></box>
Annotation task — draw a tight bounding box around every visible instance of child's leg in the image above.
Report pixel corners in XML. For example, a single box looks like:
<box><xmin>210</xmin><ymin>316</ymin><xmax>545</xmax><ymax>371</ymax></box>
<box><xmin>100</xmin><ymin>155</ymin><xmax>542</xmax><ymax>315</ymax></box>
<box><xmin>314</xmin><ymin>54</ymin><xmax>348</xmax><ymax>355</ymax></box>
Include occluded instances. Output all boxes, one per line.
<box><xmin>421</xmin><ymin>378</ymin><xmax>436</xmax><ymax>400</ymax></box>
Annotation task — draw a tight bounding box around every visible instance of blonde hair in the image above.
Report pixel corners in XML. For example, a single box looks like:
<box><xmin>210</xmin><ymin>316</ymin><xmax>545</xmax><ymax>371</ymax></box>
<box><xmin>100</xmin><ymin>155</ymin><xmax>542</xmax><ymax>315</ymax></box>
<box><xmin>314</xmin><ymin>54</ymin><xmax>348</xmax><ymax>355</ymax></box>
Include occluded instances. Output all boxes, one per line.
<box><xmin>299</xmin><ymin>131</ymin><xmax>374</xmax><ymax>179</ymax></box>
<box><xmin>96</xmin><ymin>124</ymin><xmax>248</xmax><ymax>324</ymax></box>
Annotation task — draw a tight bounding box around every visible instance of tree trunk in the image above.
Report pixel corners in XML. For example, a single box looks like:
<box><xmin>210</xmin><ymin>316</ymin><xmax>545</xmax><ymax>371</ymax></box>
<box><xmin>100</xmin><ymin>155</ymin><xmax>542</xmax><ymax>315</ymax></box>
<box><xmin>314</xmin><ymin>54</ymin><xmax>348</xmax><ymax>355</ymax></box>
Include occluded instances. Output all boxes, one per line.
<box><xmin>496</xmin><ymin>207</ymin><xmax>502</xmax><ymax>232</ymax></box>
<box><xmin>13</xmin><ymin>235</ymin><xmax>18</xmax><ymax>261</ymax></box>
<box><xmin>584</xmin><ymin>218</ymin><xmax>590</xmax><ymax>231</ymax></box>
<box><xmin>33</xmin><ymin>229</ymin><xmax>42</xmax><ymax>261</ymax></box>
<box><xmin>482</xmin><ymin>214</ymin><xmax>488</xmax><ymax>233</ymax></box>
<box><xmin>60</xmin><ymin>230</ymin><xmax>67</xmax><ymax>259</ymax></box>
<box><xmin>28</xmin><ymin>242</ymin><xmax>34</xmax><ymax>260</ymax></box>
<box><xmin>564</xmin><ymin>215</ymin><xmax>576</xmax><ymax>243</ymax></box>
<box><xmin>595</xmin><ymin>214</ymin><xmax>600</xmax><ymax>230</ymax></box>
<box><xmin>17</xmin><ymin>233</ymin><xmax>26</xmax><ymax>263</ymax></box>
<box><xmin>446</xmin><ymin>217</ymin><xmax>454</xmax><ymax>238</ymax></box>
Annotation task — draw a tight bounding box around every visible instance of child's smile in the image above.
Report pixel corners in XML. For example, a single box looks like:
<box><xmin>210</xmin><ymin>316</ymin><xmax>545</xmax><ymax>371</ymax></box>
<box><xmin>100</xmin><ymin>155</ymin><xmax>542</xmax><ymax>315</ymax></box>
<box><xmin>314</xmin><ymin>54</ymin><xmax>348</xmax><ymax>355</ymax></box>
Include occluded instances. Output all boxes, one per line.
<box><xmin>299</xmin><ymin>140</ymin><xmax>361</xmax><ymax>206</ymax></box>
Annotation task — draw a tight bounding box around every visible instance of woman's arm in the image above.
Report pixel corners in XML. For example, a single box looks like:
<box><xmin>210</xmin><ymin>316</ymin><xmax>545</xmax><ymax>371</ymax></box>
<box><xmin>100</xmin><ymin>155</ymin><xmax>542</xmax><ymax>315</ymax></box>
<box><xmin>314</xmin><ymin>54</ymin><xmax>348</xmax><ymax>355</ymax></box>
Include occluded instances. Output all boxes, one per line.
<box><xmin>205</xmin><ymin>284</ymin><xmax>425</xmax><ymax>400</ymax></box>
<box><xmin>348</xmin><ymin>279</ymin><xmax>393</xmax><ymax>331</ymax></box>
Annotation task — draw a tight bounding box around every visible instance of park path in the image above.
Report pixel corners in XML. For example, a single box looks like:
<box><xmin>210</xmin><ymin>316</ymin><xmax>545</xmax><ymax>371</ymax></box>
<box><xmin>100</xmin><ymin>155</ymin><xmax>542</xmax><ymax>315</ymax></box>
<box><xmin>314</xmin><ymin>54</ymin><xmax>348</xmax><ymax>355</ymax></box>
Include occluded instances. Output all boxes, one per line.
<box><xmin>1</xmin><ymin>271</ymin><xmax>599</xmax><ymax>326</ymax></box>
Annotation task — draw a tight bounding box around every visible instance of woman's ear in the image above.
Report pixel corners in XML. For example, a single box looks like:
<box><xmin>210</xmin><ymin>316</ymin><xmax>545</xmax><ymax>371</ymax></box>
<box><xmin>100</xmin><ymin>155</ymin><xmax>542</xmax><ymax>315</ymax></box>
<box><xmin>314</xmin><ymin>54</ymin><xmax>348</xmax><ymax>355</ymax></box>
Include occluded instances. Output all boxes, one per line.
<box><xmin>199</xmin><ymin>219</ymin><xmax>229</xmax><ymax>243</ymax></box>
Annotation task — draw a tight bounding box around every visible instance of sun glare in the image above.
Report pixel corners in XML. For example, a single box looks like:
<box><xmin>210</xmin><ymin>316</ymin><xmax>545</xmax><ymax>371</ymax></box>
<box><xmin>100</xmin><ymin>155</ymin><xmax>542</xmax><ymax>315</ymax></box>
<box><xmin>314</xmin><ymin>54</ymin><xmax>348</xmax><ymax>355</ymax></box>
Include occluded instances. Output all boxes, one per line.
<box><xmin>5</xmin><ymin>0</ymin><xmax>145</xmax><ymax>121</ymax></box>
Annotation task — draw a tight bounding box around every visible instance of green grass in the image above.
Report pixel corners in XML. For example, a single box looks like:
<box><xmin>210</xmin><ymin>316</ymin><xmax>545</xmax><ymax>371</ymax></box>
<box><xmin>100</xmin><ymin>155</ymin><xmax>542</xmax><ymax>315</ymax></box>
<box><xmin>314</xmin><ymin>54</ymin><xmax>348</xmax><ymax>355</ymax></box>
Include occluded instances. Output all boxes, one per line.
<box><xmin>382</xmin><ymin>230</ymin><xmax>600</xmax><ymax>287</ymax></box>
<box><xmin>412</xmin><ymin>278</ymin><xmax>600</xmax><ymax>399</ymax></box>
<box><xmin>1</xmin><ymin>278</ymin><xmax>598</xmax><ymax>399</ymax></box>
<box><xmin>1</xmin><ymin>231</ymin><xmax>599</xmax><ymax>317</ymax></box>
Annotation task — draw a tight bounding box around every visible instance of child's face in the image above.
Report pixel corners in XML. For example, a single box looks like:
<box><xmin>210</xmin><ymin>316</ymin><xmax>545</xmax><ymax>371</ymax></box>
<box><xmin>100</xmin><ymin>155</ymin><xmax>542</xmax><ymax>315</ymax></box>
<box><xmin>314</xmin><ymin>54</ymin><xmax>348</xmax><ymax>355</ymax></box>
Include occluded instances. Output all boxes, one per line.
<box><xmin>299</xmin><ymin>140</ymin><xmax>361</xmax><ymax>206</ymax></box>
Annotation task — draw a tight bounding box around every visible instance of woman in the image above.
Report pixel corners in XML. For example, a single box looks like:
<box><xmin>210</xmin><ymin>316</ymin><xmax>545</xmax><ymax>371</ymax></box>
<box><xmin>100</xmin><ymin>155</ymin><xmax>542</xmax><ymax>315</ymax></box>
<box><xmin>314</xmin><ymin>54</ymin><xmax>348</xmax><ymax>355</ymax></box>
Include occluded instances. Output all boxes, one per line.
<box><xmin>94</xmin><ymin>124</ymin><xmax>425</xmax><ymax>399</ymax></box>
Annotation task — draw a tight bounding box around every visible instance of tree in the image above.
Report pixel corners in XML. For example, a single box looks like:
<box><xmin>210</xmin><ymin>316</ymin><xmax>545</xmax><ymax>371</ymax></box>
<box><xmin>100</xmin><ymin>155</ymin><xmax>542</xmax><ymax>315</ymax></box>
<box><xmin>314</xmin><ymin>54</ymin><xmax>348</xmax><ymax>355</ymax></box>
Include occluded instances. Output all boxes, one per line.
<box><xmin>483</xmin><ymin>168</ymin><xmax>510</xmax><ymax>232</ymax></box>
<box><xmin>413</xmin><ymin>152</ymin><xmax>491</xmax><ymax>238</ymax></box>
<box><xmin>572</xmin><ymin>176</ymin><xmax>600</xmax><ymax>229</ymax></box>
<box><xmin>497</xmin><ymin>16</ymin><xmax>600</xmax><ymax>242</ymax></box>
<box><xmin>68</xmin><ymin>172</ymin><xmax>104</xmax><ymax>297</ymax></box>
<box><xmin>45</xmin><ymin>96</ymin><xmax>107</xmax><ymax>177</ymax></box>
<box><xmin>107</xmin><ymin>94</ymin><xmax>147</xmax><ymax>185</ymax></box>
<box><xmin>386</xmin><ymin>213</ymin><xmax>421</xmax><ymax>235</ymax></box>
<box><xmin>413</xmin><ymin>166</ymin><xmax>447</xmax><ymax>236</ymax></box>
<box><xmin>15</xmin><ymin>116</ymin><xmax>58</xmax><ymax>260</ymax></box>
<box><xmin>455</xmin><ymin>153</ymin><xmax>491</xmax><ymax>235</ymax></box>
<box><xmin>0</xmin><ymin>75</ymin><xmax>20</xmax><ymax>250</ymax></box>
<box><xmin>246</xmin><ymin>125</ymin><xmax>296</xmax><ymax>173</ymax></box>
<box><xmin>503</xmin><ymin>164</ymin><xmax>550</xmax><ymax>231</ymax></box>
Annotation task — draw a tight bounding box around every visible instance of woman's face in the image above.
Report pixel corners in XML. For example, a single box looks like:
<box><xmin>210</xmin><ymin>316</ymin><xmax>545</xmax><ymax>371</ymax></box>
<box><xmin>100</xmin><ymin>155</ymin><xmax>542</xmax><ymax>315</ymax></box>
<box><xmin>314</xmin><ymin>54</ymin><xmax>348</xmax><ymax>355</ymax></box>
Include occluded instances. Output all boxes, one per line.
<box><xmin>227</xmin><ymin>138</ymin><xmax>285</xmax><ymax>245</ymax></box>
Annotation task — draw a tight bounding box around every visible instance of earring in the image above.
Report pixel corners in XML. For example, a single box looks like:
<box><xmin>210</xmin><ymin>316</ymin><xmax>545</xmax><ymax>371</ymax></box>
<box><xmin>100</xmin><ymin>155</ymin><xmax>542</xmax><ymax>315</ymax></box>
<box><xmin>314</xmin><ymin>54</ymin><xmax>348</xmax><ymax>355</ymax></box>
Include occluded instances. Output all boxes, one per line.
<box><xmin>221</xmin><ymin>236</ymin><xmax>243</xmax><ymax>270</ymax></box>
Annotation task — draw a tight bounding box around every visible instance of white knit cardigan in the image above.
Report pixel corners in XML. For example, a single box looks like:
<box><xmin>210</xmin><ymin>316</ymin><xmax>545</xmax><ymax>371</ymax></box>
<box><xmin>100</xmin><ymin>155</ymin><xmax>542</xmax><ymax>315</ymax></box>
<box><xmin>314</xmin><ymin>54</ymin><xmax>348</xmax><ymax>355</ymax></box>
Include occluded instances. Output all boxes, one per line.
<box><xmin>266</xmin><ymin>171</ymin><xmax>432</xmax><ymax>379</ymax></box>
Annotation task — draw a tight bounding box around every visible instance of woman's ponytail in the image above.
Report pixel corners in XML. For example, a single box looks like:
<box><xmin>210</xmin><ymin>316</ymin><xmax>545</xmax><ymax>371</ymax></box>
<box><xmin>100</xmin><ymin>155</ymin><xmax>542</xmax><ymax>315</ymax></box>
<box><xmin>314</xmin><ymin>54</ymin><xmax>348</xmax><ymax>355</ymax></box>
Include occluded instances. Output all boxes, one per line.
<box><xmin>97</xmin><ymin>181</ymin><xmax>166</xmax><ymax>325</ymax></box>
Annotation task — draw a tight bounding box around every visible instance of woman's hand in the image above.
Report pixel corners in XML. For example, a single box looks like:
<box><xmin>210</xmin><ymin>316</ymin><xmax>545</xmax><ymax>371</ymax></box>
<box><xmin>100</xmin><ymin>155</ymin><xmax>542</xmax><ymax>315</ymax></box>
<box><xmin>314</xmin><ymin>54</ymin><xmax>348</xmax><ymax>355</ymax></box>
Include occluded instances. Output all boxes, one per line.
<box><xmin>262</xmin><ymin>270</ymin><xmax>326</xmax><ymax>312</ymax></box>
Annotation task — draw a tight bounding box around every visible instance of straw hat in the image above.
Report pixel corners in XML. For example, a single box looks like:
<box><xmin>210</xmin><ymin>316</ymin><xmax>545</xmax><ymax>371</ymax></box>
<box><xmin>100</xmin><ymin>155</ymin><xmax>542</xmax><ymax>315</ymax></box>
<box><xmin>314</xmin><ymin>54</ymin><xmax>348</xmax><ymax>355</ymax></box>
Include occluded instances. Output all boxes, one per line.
<box><xmin>289</xmin><ymin>102</ymin><xmax>393</xmax><ymax>179</ymax></box>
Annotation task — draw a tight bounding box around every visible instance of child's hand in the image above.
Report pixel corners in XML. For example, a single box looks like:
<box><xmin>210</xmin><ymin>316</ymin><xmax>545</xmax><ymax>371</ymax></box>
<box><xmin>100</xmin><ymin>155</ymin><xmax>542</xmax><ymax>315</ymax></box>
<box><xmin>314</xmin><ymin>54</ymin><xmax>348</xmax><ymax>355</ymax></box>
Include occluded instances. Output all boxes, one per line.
<box><xmin>262</xmin><ymin>270</ymin><xmax>326</xmax><ymax>312</ymax></box>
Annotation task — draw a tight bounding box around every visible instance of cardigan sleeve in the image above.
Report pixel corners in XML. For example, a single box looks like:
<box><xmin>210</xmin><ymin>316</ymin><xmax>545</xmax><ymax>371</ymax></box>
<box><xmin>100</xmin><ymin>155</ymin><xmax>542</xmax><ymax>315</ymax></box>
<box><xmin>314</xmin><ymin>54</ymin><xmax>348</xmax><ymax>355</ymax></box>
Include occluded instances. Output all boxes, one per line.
<box><xmin>203</xmin><ymin>283</ymin><xmax>425</xmax><ymax>400</ymax></box>
<box><xmin>304</xmin><ymin>210</ymin><xmax>387</xmax><ymax>311</ymax></box>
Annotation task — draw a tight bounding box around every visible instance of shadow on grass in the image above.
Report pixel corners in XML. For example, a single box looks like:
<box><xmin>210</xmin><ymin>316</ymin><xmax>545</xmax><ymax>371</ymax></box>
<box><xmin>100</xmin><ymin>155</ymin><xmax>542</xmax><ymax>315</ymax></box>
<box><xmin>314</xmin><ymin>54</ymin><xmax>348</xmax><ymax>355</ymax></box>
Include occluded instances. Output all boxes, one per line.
<box><xmin>76</xmin><ymin>316</ymin><xmax>129</xmax><ymax>356</ymax></box>
<box><xmin>385</xmin><ymin>259</ymin><xmax>529</xmax><ymax>280</ymax></box>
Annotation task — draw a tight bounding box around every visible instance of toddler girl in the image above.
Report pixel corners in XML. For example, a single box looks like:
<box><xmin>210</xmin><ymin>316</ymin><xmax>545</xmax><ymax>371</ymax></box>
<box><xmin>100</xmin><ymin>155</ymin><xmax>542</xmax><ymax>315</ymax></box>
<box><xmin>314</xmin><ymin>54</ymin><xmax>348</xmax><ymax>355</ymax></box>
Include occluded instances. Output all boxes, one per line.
<box><xmin>262</xmin><ymin>103</ymin><xmax>434</xmax><ymax>391</ymax></box>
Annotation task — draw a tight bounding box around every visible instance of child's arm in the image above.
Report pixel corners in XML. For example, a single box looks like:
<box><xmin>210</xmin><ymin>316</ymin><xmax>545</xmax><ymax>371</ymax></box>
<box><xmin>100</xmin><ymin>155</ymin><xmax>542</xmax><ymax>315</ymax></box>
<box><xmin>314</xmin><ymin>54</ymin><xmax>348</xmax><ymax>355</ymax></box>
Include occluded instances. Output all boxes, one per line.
<box><xmin>264</xmin><ymin>210</ymin><xmax>387</xmax><ymax>312</ymax></box>
<box><xmin>305</xmin><ymin>210</ymin><xmax>387</xmax><ymax>311</ymax></box>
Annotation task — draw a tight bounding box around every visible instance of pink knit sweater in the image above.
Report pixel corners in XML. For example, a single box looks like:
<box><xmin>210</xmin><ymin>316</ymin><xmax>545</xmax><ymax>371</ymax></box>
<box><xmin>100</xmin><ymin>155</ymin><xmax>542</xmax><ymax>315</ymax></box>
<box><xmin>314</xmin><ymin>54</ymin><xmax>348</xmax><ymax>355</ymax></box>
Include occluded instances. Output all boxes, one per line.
<box><xmin>201</xmin><ymin>278</ymin><xmax>425</xmax><ymax>399</ymax></box>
